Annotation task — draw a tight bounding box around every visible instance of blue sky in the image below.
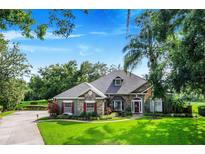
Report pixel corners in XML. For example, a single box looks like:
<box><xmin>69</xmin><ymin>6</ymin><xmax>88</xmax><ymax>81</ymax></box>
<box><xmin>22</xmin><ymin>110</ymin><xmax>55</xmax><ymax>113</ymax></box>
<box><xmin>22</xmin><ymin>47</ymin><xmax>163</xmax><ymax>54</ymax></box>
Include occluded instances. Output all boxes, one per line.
<box><xmin>2</xmin><ymin>9</ymin><xmax>148</xmax><ymax>78</ymax></box>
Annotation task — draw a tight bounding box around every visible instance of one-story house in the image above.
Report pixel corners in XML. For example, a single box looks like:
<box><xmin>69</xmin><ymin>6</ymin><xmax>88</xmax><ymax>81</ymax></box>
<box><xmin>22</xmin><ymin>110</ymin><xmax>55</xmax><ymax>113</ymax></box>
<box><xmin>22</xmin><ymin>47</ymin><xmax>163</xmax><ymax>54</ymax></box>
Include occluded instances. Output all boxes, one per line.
<box><xmin>54</xmin><ymin>70</ymin><xmax>163</xmax><ymax>115</ymax></box>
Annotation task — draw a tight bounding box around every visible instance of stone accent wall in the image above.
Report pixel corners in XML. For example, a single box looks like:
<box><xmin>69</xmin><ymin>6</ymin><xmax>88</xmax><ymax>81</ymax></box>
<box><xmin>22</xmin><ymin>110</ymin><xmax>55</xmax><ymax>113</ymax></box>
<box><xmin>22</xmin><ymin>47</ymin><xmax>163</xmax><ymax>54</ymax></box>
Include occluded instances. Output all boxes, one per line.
<box><xmin>144</xmin><ymin>88</ymin><xmax>152</xmax><ymax>101</ymax></box>
<box><xmin>77</xmin><ymin>100</ymin><xmax>84</xmax><ymax>115</ymax></box>
<box><xmin>96</xmin><ymin>99</ymin><xmax>105</xmax><ymax>115</ymax></box>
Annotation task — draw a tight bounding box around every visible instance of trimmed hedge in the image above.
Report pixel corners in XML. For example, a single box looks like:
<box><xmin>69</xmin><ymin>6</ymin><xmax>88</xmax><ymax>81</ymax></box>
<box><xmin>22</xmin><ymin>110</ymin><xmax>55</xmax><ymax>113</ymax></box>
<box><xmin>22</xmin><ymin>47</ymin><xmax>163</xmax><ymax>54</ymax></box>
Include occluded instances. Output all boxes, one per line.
<box><xmin>30</xmin><ymin>101</ymin><xmax>38</xmax><ymax>105</ymax></box>
<box><xmin>144</xmin><ymin>113</ymin><xmax>193</xmax><ymax>117</ymax></box>
<box><xmin>198</xmin><ymin>106</ymin><xmax>205</xmax><ymax>116</ymax></box>
<box><xmin>23</xmin><ymin>105</ymin><xmax>48</xmax><ymax>110</ymax></box>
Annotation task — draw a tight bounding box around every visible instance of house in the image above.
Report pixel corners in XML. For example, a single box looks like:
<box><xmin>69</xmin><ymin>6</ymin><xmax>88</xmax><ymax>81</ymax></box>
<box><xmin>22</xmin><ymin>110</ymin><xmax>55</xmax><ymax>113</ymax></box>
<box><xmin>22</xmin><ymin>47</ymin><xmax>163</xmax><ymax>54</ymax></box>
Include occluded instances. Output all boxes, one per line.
<box><xmin>53</xmin><ymin>70</ymin><xmax>163</xmax><ymax>115</ymax></box>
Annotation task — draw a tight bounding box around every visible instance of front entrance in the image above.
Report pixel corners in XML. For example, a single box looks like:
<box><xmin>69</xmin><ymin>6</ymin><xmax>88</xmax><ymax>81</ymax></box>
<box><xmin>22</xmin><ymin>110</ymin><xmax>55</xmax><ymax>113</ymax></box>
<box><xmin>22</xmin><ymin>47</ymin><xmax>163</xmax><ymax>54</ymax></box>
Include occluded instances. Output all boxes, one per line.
<box><xmin>134</xmin><ymin>101</ymin><xmax>140</xmax><ymax>113</ymax></box>
<box><xmin>132</xmin><ymin>98</ymin><xmax>142</xmax><ymax>113</ymax></box>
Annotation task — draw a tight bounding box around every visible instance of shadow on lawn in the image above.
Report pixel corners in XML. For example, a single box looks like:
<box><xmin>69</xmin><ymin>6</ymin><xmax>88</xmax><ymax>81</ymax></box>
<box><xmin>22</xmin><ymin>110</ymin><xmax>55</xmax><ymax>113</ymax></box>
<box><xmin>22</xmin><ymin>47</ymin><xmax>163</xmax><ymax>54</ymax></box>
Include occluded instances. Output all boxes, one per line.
<box><xmin>62</xmin><ymin>118</ymin><xmax>205</xmax><ymax>145</ymax></box>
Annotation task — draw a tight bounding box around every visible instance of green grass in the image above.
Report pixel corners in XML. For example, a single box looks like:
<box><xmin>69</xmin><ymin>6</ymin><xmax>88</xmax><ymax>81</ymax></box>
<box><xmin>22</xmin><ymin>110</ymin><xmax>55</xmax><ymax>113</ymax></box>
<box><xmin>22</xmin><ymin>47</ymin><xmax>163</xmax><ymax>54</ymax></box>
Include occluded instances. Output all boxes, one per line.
<box><xmin>0</xmin><ymin>111</ymin><xmax>15</xmax><ymax>118</ymax></box>
<box><xmin>16</xmin><ymin>99</ymin><xmax>48</xmax><ymax>110</ymax></box>
<box><xmin>191</xmin><ymin>101</ymin><xmax>205</xmax><ymax>115</ymax></box>
<box><xmin>38</xmin><ymin>117</ymin><xmax>205</xmax><ymax>145</ymax></box>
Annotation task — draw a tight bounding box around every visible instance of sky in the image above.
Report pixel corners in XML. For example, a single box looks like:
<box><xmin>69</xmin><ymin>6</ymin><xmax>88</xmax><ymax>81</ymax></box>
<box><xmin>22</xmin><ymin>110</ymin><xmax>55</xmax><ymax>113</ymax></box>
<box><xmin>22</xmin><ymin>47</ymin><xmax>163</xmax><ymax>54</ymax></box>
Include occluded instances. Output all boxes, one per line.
<box><xmin>2</xmin><ymin>9</ymin><xmax>149</xmax><ymax>80</ymax></box>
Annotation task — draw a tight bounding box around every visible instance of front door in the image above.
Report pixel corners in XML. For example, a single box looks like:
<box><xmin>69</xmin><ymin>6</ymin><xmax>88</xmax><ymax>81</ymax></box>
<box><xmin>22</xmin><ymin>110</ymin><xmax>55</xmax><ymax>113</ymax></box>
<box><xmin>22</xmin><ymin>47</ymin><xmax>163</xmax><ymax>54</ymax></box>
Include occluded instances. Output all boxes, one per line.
<box><xmin>134</xmin><ymin>101</ymin><xmax>140</xmax><ymax>113</ymax></box>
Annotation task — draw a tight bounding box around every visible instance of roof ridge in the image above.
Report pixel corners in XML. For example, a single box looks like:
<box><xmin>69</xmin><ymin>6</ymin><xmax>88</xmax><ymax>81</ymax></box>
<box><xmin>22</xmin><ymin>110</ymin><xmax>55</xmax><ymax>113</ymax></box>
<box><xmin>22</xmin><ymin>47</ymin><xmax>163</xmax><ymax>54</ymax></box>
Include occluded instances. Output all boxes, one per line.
<box><xmin>85</xmin><ymin>82</ymin><xmax>107</xmax><ymax>98</ymax></box>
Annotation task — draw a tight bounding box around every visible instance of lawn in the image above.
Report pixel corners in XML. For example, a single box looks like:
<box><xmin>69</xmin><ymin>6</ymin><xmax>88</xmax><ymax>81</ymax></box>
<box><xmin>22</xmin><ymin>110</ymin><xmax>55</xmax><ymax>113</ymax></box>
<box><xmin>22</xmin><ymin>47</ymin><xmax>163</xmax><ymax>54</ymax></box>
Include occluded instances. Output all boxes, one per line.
<box><xmin>0</xmin><ymin>111</ymin><xmax>15</xmax><ymax>118</ymax></box>
<box><xmin>38</xmin><ymin>117</ymin><xmax>205</xmax><ymax>145</ymax></box>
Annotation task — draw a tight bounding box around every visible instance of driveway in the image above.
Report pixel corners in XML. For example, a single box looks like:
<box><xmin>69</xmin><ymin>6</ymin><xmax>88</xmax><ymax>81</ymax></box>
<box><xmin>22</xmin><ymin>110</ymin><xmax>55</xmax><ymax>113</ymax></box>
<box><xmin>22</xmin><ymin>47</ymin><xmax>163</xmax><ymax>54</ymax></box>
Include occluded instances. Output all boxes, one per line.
<box><xmin>0</xmin><ymin>111</ymin><xmax>48</xmax><ymax>145</ymax></box>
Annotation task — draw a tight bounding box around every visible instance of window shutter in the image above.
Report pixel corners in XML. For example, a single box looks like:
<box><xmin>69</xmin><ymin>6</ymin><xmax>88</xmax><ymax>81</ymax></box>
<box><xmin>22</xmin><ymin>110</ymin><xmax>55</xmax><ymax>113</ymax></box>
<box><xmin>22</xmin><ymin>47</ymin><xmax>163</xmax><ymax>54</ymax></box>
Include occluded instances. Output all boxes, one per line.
<box><xmin>84</xmin><ymin>102</ymin><xmax>86</xmax><ymax>112</ymax></box>
<box><xmin>72</xmin><ymin>102</ymin><xmax>74</xmax><ymax>113</ymax></box>
<box><xmin>62</xmin><ymin>102</ymin><xmax>64</xmax><ymax>113</ymax></box>
<box><xmin>94</xmin><ymin>102</ymin><xmax>97</xmax><ymax>113</ymax></box>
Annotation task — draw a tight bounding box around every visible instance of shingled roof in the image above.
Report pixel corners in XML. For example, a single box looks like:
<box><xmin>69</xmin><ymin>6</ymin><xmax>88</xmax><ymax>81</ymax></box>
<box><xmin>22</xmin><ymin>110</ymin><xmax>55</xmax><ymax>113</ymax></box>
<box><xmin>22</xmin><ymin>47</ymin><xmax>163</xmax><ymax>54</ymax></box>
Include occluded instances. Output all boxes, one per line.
<box><xmin>91</xmin><ymin>70</ymin><xmax>147</xmax><ymax>94</ymax></box>
<box><xmin>54</xmin><ymin>70</ymin><xmax>148</xmax><ymax>99</ymax></box>
<box><xmin>54</xmin><ymin>82</ymin><xmax>107</xmax><ymax>99</ymax></box>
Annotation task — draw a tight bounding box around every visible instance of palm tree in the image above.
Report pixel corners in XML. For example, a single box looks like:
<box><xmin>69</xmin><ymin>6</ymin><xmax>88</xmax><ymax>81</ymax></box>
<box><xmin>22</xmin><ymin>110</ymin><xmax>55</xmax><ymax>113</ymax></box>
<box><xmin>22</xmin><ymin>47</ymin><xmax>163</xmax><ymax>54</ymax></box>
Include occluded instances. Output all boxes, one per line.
<box><xmin>123</xmin><ymin>10</ymin><xmax>166</xmax><ymax>100</ymax></box>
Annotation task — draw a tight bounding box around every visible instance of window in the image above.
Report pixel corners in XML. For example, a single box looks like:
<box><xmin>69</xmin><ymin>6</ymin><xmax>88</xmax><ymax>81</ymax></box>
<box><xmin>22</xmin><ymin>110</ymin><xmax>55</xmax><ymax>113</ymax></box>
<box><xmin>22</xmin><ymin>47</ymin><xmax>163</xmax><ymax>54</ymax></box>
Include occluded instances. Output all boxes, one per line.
<box><xmin>64</xmin><ymin>102</ymin><xmax>72</xmax><ymax>113</ymax></box>
<box><xmin>115</xmin><ymin>79</ymin><xmax>122</xmax><ymax>86</ymax></box>
<box><xmin>113</xmin><ymin>100</ymin><xmax>122</xmax><ymax>111</ymax></box>
<box><xmin>86</xmin><ymin>103</ymin><xmax>95</xmax><ymax>113</ymax></box>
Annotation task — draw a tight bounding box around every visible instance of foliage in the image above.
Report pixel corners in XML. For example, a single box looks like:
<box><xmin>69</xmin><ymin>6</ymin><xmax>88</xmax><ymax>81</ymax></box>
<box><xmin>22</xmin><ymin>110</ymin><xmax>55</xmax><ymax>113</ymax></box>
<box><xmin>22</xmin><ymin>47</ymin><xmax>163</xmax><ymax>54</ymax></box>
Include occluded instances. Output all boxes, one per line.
<box><xmin>23</xmin><ymin>105</ymin><xmax>48</xmax><ymax>110</ymax></box>
<box><xmin>0</xmin><ymin>35</ymin><xmax>30</xmax><ymax>110</ymax></box>
<box><xmin>100</xmin><ymin>112</ymin><xmax>118</xmax><ymax>120</ymax></box>
<box><xmin>123</xmin><ymin>11</ymin><xmax>167</xmax><ymax>99</ymax></box>
<box><xmin>0</xmin><ymin>10</ymin><xmax>82</xmax><ymax>40</ymax></box>
<box><xmin>198</xmin><ymin>106</ymin><xmax>205</xmax><ymax>117</ymax></box>
<box><xmin>163</xmin><ymin>95</ymin><xmax>192</xmax><ymax>114</ymax></box>
<box><xmin>125</xmin><ymin>9</ymin><xmax>205</xmax><ymax>98</ymax></box>
<box><xmin>38</xmin><ymin>117</ymin><xmax>205</xmax><ymax>145</ymax></box>
<box><xmin>25</xmin><ymin>61</ymin><xmax>117</xmax><ymax>100</ymax></box>
<box><xmin>48</xmin><ymin>102</ymin><xmax>59</xmax><ymax>116</ymax></box>
<box><xmin>143</xmin><ymin>113</ymin><xmax>192</xmax><ymax>117</ymax></box>
<box><xmin>0</xmin><ymin>105</ymin><xmax>3</xmax><ymax>112</ymax></box>
<box><xmin>153</xmin><ymin>10</ymin><xmax>205</xmax><ymax>94</ymax></box>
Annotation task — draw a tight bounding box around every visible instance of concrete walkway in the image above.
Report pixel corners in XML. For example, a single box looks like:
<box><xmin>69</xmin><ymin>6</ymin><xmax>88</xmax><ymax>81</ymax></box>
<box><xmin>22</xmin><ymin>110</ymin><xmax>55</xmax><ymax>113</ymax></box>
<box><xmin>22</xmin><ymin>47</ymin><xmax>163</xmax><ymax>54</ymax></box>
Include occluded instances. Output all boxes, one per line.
<box><xmin>0</xmin><ymin>111</ymin><xmax>48</xmax><ymax>145</ymax></box>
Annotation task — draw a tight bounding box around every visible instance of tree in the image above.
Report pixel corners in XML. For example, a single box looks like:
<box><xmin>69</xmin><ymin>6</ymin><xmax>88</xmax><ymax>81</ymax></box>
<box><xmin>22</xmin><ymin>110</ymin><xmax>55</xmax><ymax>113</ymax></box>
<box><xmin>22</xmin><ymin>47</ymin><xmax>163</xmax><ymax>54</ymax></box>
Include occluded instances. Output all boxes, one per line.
<box><xmin>123</xmin><ymin>11</ymin><xmax>167</xmax><ymax>99</ymax></box>
<box><xmin>0</xmin><ymin>79</ymin><xmax>27</xmax><ymax>110</ymax></box>
<box><xmin>25</xmin><ymin>61</ymin><xmax>112</xmax><ymax>100</ymax></box>
<box><xmin>0</xmin><ymin>34</ymin><xmax>30</xmax><ymax>110</ymax></box>
<box><xmin>0</xmin><ymin>10</ymin><xmax>86</xmax><ymax>40</ymax></box>
<box><xmin>76</xmin><ymin>61</ymin><xmax>109</xmax><ymax>83</ymax></box>
<box><xmin>151</xmin><ymin>10</ymin><xmax>205</xmax><ymax>95</ymax></box>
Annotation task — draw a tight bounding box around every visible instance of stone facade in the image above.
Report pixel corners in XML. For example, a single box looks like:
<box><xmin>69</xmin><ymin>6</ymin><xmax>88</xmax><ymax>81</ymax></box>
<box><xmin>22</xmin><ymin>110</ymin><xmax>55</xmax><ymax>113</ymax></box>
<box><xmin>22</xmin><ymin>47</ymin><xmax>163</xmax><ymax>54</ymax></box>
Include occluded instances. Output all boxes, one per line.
<box><xmin>56</xmin><ymin>90</ymin><xmax>148</xmax><ymax>115</ymax></box>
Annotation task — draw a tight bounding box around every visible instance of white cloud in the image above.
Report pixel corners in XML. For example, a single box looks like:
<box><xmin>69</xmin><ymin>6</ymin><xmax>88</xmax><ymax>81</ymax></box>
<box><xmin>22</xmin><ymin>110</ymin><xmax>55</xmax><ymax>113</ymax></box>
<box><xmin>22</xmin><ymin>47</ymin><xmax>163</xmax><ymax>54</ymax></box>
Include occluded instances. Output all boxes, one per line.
<box><xmin>2</xmin><ymin>30</ymin><xmax>25</xmax><ymax>40</ymax></box>
<box><xmin>45</xmin><ymin>32</ymin><xmax>85</xmax><ymax>39</ymax></box>
<box><xmin>78</xmin><ymin>44</ymin><xmax>102</xmax><ymax>56</ymax></box>
<box><xmin>1</xmin><ymin>30</ymin><xmax>84</xmax><ymax>40</ymax></box>
<box><xmin>20</xmin><ymin>45</ymin><xmax>69</xmax><ymax>53</ymax></box>
<box><xmin>89</xmin><ymin>31</ymin><xmax>107</xmax><ymax>35</ymax></box>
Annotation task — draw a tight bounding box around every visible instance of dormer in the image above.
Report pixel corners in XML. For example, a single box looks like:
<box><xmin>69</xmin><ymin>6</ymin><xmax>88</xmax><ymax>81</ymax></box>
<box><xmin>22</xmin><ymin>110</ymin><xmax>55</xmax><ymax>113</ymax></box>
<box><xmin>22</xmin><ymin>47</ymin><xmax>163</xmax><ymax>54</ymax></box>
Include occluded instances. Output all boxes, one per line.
<box><xmin>114</xmin><ymin>76</ymin><xmax>123</xmax><ymax>86</ymax></box>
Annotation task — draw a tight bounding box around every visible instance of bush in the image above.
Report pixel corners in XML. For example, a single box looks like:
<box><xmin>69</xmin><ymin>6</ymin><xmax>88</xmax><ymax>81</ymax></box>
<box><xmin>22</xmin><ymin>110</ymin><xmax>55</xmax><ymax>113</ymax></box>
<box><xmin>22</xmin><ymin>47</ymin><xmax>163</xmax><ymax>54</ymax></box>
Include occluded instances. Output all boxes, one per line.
<box><xmin>198</xmin><ymin>106</ymin><xmax>205</xmax><ymax>116</ymax></box>
<box><xmin>48</xmin><ymin>103</ymin><xmax>59</xmax><ymax>117</ymax></box>
<box><xmin>144</xmin><ymin>112</ymin><xmax>192</xmax><ymax>117</ymax></box>
<box><xmin>23</xmin><ymin>105</ymin><xmax>47</xmax><ymax>110</ymax></box>
<box><xmin>57</xmin><ymin>114</ymin><xmax>70</xmax><ymax>119</ymax></box>
<box><xmin>99</xmin><ymin>112</ymin><xmax>118</xmax><ymax>120</ymax></box>
<box><xmin>30</xmin><ymin>101</ymin><xmax>38</xmax><ymax>105</ymax></box>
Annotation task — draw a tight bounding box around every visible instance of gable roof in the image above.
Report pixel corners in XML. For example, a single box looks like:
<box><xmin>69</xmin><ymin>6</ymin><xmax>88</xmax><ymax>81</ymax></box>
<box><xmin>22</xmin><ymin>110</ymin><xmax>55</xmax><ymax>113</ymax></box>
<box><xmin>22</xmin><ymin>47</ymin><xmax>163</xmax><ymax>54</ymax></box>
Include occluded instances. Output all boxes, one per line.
<box><xmin>54</xmin><ymin>82</ymin><xmax>107</xmax><ymax>99</ymax></box>
<box><xmin>90</xmin><ymin>70</ymin><xmax>147</xmax><ymax>95</ymax></box>
<box><xmin>54</xmin><ymin>70</ymin><xmax>148</xmax><ymax>99</ymax></box>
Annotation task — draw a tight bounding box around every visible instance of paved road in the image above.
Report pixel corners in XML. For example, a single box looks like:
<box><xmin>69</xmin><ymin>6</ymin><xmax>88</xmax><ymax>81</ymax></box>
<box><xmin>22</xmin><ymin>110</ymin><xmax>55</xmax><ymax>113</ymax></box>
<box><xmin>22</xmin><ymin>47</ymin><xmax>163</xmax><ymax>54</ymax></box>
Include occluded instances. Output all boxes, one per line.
<box><xmin>0</xmin><ymin>111</ymin><xmax>48</xmax><ymax>145</ymax></box>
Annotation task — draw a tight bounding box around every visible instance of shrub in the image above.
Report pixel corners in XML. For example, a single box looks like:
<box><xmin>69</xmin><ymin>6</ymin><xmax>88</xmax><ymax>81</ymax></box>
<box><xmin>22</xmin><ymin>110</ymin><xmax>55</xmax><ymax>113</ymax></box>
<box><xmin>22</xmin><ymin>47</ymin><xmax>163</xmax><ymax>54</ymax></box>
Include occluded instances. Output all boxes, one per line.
<box><xmin>110</xmin><ymin>112</ymin><xmax>118</xmax><ymax>117</ymax></box>
<box><xmin>57</xmin><ymin>114</ymin><xmax>70</xmax><ymax>119</ymax></box>
<box><xmin>144</xmin><ymin>113</ymin><xmax>192</xmax><ymax>117</ymax></box>
<box><xmin>99</xmin><ymin>115</ymin><xmax>112</xmax><ymax>120</ymax></box>
<box><xmin>30</xmin><ymin>101</ymin><xmax>38</xmax><ymax>105</ymax></box>
<box><xmin>48</xmin><ymin>103</ymin><xmax>59</xmax><ymax>117</ymax></box>
<box><xmin>99</xmin><ymin>112</ymin><xmax>118</xmax><ymax>120</ymax></box>
<box><xmin>198</xmin><ymin>106</ymin><xmax>205</xmax><ymax>116</ymax></box>
<box><xmin>23</xmin><ymin>105</ymin><xmax>47</xmax><ymax>110</ymax></box>
<box><xmin>79</xmin><ymin>112</ymin><xmax>87</xmax><ymax>117</ymax></box>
